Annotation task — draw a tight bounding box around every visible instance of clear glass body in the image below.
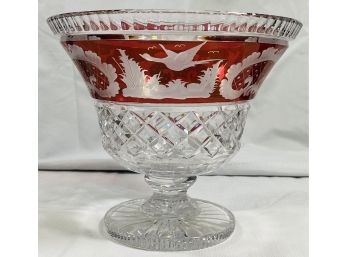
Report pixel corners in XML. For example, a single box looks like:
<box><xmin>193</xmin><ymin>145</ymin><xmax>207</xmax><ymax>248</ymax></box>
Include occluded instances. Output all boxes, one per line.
<box><xmin>96</xmin><ymin>102</ymin><xmax>249</xmax><ymax>177</ymax></box>
<box><xmin>47</xmin><ymin>9</ymin><xmax>301</xmax><ymax>251</ymax></box>
<box><xmin>97</xmin><ymin>101</ymin><xmax>248</xmax><ymax>250</ymax></box>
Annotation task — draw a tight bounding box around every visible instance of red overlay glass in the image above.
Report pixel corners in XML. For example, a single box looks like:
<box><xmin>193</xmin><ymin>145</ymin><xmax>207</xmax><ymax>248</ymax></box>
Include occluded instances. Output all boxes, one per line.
<box><xmin>62</xmin><ymin>37</ymin><xmax>286</xmax><ymax>104</ymax></box>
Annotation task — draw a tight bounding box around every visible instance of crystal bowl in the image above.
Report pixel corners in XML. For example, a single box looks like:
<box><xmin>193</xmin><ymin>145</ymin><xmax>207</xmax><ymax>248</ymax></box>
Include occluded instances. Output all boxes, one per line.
<box><xmin>47</xmin><ymin>9</ymin><xmax>302</xmax><ymax>251</ymax></box>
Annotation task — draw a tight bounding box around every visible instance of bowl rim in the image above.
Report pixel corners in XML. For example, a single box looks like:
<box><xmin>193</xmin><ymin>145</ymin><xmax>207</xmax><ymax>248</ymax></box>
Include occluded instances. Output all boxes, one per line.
<box><xmin>47</xmin><ymin>9</ymin><xmax>302</xmax><ymax>40</ymax></box>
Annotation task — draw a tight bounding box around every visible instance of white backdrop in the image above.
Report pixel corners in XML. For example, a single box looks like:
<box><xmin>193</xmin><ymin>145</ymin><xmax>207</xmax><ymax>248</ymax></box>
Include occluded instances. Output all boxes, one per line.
<box><xmin>38</xmin><ymin>0</ymin><xmax>308</xmax><ymax>176</ymax></box>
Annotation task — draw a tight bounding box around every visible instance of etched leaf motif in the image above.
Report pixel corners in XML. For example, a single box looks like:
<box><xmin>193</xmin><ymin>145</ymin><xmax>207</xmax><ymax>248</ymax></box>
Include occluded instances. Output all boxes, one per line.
<box><xmin>167</xmin><ymin>79</ymin><xmax>186</xmax><ymax>88</ymax></box>
<box><xmin>190</xmin><ymin>60</ymin><xmax>222</xmax><ymax>95</ymax></box>
<box><xmin>119</xmin><ymin>49</ymin><xmax>165</xmax><ymax>98</ymax></box>
<box><xmin>146</xmin><ymin>73</ymin><xmax>161</xmax><ymax>88</ymax></box>
<box><xmin>118</xmin><ymin>49</ymin><xmax>146</xmax><ymax>88</ymax></box>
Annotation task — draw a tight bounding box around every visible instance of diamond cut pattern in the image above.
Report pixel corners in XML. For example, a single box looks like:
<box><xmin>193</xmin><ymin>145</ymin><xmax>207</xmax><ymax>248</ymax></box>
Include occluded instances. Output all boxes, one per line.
<box><xmin>121</xmin><ymin>111</ymin><xmax>142</xmax><ymax>133</ymax></box>
<box><xmin>190</xmin><ymin>126</ymin><xmax>210</xmax><ymax>145</ymax></box>
<box><xmin>151</xmin><ymin>137</ymin><xmax>173</xmax><ymax>155</ymax></box>
<box><xmin>203</xmin><ymin>138</ymin><xmax>221</xmax><ymax>158</ymax></box>
<box><xmin>148</xmin><ymin>113</ymin><xmax>171</xmax><ymax>134</ymax></box>
<box><xmin>125</xmin><ymin>137</ymin><xmax>144</xmax><ymax>156</ymax></box>
<box><xmin>205</xmin><ymin>112</ymin><xmax>225</xmax><ymax>132</ymax></box>
<box><xmin>176</xmin><ymin>112</ymin><xmax>201</xmax><ymax>134</ymax></box>
<box><xmin>137</xmin><ymin>126</ymin><xmax>158</xmax><ymax>144</ymax></box>
<box><xmin>162</xmin><ymin>125</ymin><xmax>186</xmax><ymax>145</ymax></box>
<box><xmin>96</xmin><ymin>102</ymin><xmax>249</xmax><ymax>162</ymax></box>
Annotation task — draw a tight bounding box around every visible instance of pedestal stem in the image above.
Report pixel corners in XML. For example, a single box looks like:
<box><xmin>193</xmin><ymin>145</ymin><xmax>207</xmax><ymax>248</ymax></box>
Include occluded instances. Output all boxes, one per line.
<box><xmin>142</xmin><ymin>175</ymin><xmax>198</xmax><ymax>217</ymax></box>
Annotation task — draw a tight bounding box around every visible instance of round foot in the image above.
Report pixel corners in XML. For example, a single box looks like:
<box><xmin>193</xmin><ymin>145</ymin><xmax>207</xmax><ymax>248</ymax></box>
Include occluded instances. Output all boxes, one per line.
<box><xmin>104</xmin><ymin>198</ymin><xmax>235</xmax><ymax>251</ymax></box>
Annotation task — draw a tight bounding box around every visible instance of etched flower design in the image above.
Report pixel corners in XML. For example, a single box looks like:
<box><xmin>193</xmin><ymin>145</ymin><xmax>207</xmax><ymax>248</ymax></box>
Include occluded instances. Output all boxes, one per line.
<box><xmin>67</xmin><ymin>44</ymin><xmax>119</xmax><ymax>98</ymax></box>
<box><xmin>219</xmin><ymin>47</ymin><xmax>284</xmax><ymax>100</ymax></box>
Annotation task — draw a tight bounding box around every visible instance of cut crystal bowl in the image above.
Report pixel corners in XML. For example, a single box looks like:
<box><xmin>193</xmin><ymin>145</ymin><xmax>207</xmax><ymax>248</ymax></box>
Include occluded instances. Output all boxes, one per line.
<box><xmin>47</xmin><ymin>9</ymin><xmax>302</xmax><ymax>251</ymax></box>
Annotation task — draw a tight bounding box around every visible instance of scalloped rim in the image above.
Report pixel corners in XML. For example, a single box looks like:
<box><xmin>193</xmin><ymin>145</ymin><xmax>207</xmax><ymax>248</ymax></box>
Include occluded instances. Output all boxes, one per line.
<box><xmin>47</xmin><ymin>9</ymin><xmax>302</xmax><ymax>40</ymax></box>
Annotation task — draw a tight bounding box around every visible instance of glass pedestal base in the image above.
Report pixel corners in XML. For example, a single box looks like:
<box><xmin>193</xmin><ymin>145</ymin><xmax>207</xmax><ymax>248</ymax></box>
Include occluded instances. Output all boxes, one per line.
<box><xmin>95</xmin><ymin>102</ymin><xmax>247</xmax><ymax>250</ymax></box>
<box><xmin>104</xmin><ymin>198</ymin><xmax>235</xmax><ymax>251</ymax></box>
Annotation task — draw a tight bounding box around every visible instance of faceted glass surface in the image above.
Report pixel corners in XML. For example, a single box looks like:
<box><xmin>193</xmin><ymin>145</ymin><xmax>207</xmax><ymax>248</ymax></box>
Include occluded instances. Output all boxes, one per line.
<box><xmin>96</xmin><ymin>102</ymin><xmax>248</xmax><ymax>250</ymax></box>
<box><xmin>96</xmin><ymin>102</ymin><xmax>249</xmax><ymax>176</ymax></box>
<box><xmin>47</xmin><ymin>9</ymin><xmax>301</xmax><ymax>251</ymax></box>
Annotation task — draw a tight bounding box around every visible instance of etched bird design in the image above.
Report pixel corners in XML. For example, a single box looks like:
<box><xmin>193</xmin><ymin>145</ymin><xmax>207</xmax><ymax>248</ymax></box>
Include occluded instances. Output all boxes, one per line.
<box><xmin>139</xmin><ymin>42</ymin><xmax>221</xmax><ymax>71</ymax></box>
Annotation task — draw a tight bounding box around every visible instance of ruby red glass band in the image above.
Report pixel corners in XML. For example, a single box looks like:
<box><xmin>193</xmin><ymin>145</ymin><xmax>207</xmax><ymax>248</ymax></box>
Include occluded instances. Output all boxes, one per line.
<box><xmin>62</xmin><ymin>37</ymin><xmax>287</xmax><ymax>104</ymax></box>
